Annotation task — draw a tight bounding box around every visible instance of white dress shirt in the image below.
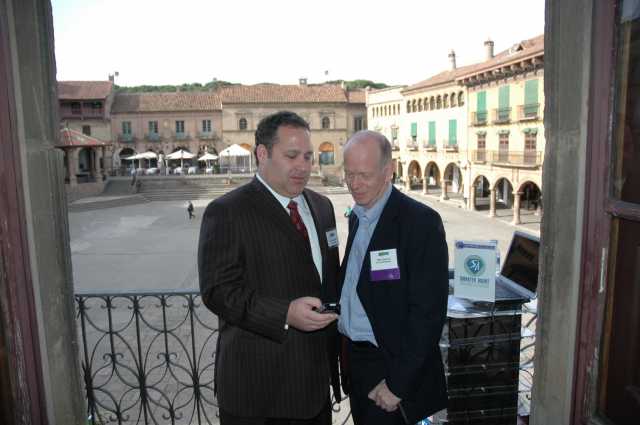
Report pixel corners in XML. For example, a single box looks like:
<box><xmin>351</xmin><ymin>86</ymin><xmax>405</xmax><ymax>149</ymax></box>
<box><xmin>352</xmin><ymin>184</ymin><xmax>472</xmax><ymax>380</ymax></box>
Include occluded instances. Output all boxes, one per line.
<box><xmin>256</xmin><ymin>173</ymin><xmax>323</xmax><ymax>283</ymax></box>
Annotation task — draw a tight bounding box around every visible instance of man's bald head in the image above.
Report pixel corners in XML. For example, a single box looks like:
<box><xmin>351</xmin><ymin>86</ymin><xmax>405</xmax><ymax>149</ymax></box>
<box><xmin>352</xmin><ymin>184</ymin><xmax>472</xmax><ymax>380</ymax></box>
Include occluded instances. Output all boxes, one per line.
<box><xmin>343</xmin><ymin>130</ymin><xmax>392</xmax><ymax>169</ymax></box>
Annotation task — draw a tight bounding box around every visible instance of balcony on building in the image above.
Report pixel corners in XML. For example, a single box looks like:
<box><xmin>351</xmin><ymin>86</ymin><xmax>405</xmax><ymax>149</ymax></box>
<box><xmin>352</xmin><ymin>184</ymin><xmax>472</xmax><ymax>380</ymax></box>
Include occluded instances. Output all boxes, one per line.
<box><xmin>145</xmin><ymin>132</ymin><xmax>161</xmax><ymax>142</ymax></box>
<box><xmin>119</xmin><ymin>133</ymin><xmax>134</xmax><ymax>143</ymax></box>
<box><xmin>59</xmin><ymin>101</ymin><xmax>105</xmax><ymax>120</ymax></box>
<box><xmin>489</xmin><ymin>149</ymin><xmax>542</xmax><ymax>167</ymax></box>
<box><xmin>406</xmin><ymin>139</ymin><xmax>418</xmax><ymax>151</ymax></box>
<box><xmin>517</xmin><ymin>103</ymin><xmax>541</xmax><ymax>121</ymax></box>
<box><xmin>175</xmin><ymin>132</ymin><xmax>190</xmax><ymax>141</ymax></box>
<box><xmin>492</xmin><ymin>107</ymin><xmax>512</xmax><ymax>124</ymax></box>
<box><xmin>471</xmin><ymin>111</ymin><xmax>488</xmax><ymax>126</ymax></box>
<box><xmin>198</xmin><ymin>130</ymin><xmax>217</xmax><ymax>140</ymax></box>
<box><xmin>472</xmin><ymin>149</ymin><xmax>487</xmax><ymax>163</ymax></box>
<box><xmin>391</xmin><ymin>139</ymin><xmax>400</xmax><ymax>151</ymax></box>
<box><xmin>443</xmin><ymin>140</ymin><xmax>459</xmax><ymax>152</ymax></box>
<box><xmin>423</xmin><ymin>141</ymin><xmax>437</xmax><ymax>152</ymax></box>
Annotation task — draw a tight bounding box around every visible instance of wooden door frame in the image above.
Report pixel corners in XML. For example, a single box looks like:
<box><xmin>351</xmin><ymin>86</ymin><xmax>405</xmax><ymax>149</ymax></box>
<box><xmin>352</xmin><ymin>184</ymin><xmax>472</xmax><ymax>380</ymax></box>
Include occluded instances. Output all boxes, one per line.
<box><xmin>0</xmin><ymin>2</ymin><xmax>48</xmax><ymax>424</ymax></box>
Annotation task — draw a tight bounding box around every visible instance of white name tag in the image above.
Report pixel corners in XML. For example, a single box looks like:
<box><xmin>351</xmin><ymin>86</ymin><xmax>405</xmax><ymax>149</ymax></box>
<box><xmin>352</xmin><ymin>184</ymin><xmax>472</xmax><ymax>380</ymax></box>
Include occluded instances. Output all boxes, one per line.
<box><xmin>370</xmin><ymin>249</ymin><xmax>401</xmax><ymax>281</ymax></box>
<box><xmin>326</xmin><ymin>228</ymin><xmax>339</xmax><ymax>248</ymax></box>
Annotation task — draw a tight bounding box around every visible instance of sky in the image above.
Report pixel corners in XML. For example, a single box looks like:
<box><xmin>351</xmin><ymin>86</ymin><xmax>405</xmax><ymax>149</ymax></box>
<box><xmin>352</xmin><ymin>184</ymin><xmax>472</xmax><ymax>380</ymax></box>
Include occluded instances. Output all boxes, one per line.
<box><xmin>51</xmin><ymin>0</ymin><xmax>546</xmax><ymax>87</ymax></box>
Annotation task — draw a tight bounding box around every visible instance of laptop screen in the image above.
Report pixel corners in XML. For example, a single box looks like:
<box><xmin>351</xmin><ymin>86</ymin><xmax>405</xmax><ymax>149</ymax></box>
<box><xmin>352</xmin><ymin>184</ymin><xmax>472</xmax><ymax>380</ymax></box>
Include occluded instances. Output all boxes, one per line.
<box><xmin>500</xmin><ymin>232</ymin><xmax>540</xmax><ymax>295</ymax></box>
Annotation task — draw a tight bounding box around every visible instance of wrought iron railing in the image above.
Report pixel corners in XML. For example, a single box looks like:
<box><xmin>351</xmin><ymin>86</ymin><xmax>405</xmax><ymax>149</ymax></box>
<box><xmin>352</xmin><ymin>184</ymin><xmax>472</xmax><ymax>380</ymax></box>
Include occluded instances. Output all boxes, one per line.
<box><xmin>76</xmin><ymin>290</ymin><xmax>219</xmax><ymax>424</ymax></box>
<box><xmin>75</xmin><ymin>289</ymin><xmax>535</xmax><ymax>424</ymax></box>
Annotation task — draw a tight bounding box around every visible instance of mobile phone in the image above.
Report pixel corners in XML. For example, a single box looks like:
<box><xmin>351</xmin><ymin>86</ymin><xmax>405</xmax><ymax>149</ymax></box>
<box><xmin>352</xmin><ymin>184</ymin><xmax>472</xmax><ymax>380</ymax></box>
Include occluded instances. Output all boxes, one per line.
<box><xmin>315</xmin><ymin>302</ymin><xmax>340</xmax><ymax>315</ymax></box>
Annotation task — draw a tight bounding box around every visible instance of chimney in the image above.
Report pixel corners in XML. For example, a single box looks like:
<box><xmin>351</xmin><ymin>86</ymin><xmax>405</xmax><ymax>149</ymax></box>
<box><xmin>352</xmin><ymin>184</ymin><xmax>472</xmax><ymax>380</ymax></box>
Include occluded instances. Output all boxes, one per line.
<box><xmin>484</xmin><ymin>39</ymin><xmax>494</xmax><ymax>60</ymax></box>
<box><xmin>108</xmin><ymin>74</ymin><xmax>114</xmax><ymax>83</ymax></box>
<box><xmin>299</xmin><ymin>77</ymin><xmax>307</xmax><ymax>86</ymax></box>
<box><xmin>448</xmin><ymin>49</ymin><xmax>457</xmax><ymax>70</ymax></box>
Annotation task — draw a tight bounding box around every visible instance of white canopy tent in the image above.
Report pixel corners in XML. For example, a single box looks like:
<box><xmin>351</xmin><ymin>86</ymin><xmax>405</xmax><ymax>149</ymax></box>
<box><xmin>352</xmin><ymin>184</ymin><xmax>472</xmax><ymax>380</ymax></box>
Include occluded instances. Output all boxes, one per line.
<box><xmin>219</xmin><ymin>144</ymin><xmax>253</xmax><ymax>174</ymax></box>
<box><xmin>198</xmin><ymin>152</ymin><xmax>219</xmax><ymax>170</ymax></box>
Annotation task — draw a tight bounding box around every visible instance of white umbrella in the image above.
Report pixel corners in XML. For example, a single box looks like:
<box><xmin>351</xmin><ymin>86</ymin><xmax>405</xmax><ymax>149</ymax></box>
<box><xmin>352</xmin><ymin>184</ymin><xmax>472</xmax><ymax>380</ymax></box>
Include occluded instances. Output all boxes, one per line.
<box><xmin>219</xmin><ymin>144</ymin><xmax>252</xmax><ymax>173</ymax></box>
<box><xmin>198</xmin><ymin>152</ymin><xmax>219</xmax><ymax>170</ymax></box>
<box><xmin>139</xmin><ymin>151</ymin><xmax>157</xmax><ymax>168</ymax></box>
<box><xmin>126</xmin><ymin>153</ymin><xmax>143</xmax><ymax>169</ymax></box>
<box><xmin>166</xmin><ymin>149</ymin><xmax>195</xmax><ymax>168</ymax></box>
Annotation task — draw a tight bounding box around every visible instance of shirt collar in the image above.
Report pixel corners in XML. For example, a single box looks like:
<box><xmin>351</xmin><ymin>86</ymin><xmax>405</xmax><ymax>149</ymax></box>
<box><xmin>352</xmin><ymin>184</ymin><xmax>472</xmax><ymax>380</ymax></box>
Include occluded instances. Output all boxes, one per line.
<box><xmin>352</xmin><ymin>183</ymin><xmax>392</xmax><ymax>223</ymax></box>
<box><xmin>256</xmin><ymin>172</ymin><xmax>306</xmax><ymax>210</ymax></box>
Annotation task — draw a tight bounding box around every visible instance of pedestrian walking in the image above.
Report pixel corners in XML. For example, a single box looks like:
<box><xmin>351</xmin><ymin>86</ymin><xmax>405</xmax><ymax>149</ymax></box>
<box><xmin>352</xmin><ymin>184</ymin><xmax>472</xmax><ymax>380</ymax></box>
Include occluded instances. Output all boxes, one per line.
<box><xmin>187</xmin><ymin>201</ymin><xmax>195</xmax><ymax>220</ymax></box>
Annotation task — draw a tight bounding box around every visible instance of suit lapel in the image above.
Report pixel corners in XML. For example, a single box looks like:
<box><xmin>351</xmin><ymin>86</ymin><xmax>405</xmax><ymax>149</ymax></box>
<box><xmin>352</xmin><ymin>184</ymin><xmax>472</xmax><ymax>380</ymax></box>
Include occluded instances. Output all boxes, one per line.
<box><xmin>338</xmin><ymin>213</ymin><xmax>359</xmax><ymax>292</ymax></box>
<box><xmin>302</xmin><ymin>190</ymin><xmax>324</xmax><ymax>286</ymax></box>
<box><xmin>355</xmin><ymin>187</ymin><xmax>401</xmax><ymax>317</ymax></box>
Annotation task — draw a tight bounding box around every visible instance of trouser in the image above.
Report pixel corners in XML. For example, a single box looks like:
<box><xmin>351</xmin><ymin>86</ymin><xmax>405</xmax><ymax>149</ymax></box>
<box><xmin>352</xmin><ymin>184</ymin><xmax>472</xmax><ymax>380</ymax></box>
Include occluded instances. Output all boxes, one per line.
<box><xmin>347</xmin><ymin>339</ymin><xmax>407</xmax><ymax>425</ymax></box>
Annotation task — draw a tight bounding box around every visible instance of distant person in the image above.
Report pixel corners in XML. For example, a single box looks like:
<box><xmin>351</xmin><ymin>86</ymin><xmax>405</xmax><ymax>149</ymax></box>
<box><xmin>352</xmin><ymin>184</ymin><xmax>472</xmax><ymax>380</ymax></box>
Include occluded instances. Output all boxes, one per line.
<box><xmin>187</xmin><ymin>201</ymin><xmax>194</xmax><ymax>220</ymax></box>
<box><xmin>338</xmin><ymin>130</ymin><xmax>449</xmax><ymax>425</ymax></box>
<box><xmin>198</xmin><ymin>111</ymin><xmax>341</xmax><ymax>424</ymax></box>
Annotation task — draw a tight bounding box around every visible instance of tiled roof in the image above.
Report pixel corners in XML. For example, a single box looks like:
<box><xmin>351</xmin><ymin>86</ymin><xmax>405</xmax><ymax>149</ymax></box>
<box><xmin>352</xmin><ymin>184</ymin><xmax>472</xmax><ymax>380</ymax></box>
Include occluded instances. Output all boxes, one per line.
<box><xmin>347</xmin><ymin>89</ymin><xmax>366</xmax><ymax>104</ymax></box>
<box><xmin>402</xmin><ymin>64</ymin><xmax>477</xmax><ymax>94</ymax></box>
<box><xmin>58</xmin><ymin>128</ymin><xmax>110</xmax><ymax>148</ymax></box>
<box><xmin>402</xmin><ymin>34</ymin><xmax>544</xmax><ymax>93</ymax></box>
<box><xmin>58</xmin><ymin>81</ymin><xmax>113</xmax><ymax>100</ymax></box>
<box><xmin>217</xmin><ymin>84</ymin><xmax>349</xmax><ymax>104</ymax></box>
<box><xmin>455</xmin><ymin>34</ymin><xmax>544</xmax><ymax>80</ymax></box>
<box><xmin>111</xmin><ymin>92</ymin><xmax>222</xmax><ymax>113</ymax></box>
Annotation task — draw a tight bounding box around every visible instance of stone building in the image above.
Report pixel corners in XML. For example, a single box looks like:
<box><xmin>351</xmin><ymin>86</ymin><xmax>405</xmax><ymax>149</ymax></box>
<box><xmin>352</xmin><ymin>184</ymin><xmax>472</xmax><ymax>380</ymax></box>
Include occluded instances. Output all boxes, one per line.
<box><xmin>58</xmin><ymin>79</ymin><xmax>114</xmax><ymax>141</ymax></box>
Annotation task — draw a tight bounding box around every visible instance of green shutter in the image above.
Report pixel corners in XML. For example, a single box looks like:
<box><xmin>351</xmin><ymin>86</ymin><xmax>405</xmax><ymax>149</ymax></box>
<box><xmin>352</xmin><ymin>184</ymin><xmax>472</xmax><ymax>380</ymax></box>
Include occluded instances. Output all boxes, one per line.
<box><xmin>448</xmin><ymin>119</ymin><xmax>457</xmax><ymax>145</ymax></box>
<box><xmin>477</xmin><ymin>91</ymin><xmax>487</xmax><ymax>112</ymax></box>
<box><xmin>499</xmin><ymin>85</ymin><xmax>510</xmax><ymax>109</ymax></box>
<box><xmin>428</xmin><ymin>121</ymin><xmax>436</xmax><ymax>145</ymax></box>
<box><xmin>525</xmin><ymin>79</ymin><xmax>538</xmax><ymax>105</ymax></box>
<box><xmin>411</xmin><ymin>122</ymin><xmax>417</xmax><ymax>137</ymax></box>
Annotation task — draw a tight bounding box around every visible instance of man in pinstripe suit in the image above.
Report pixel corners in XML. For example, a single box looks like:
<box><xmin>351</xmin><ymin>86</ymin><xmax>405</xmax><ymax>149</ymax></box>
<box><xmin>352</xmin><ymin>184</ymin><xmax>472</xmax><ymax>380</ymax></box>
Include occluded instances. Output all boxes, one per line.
<box><xmin>198</xmin><ymin>111</ymin><xmax>341</xmax><ymax>425</ymax></box>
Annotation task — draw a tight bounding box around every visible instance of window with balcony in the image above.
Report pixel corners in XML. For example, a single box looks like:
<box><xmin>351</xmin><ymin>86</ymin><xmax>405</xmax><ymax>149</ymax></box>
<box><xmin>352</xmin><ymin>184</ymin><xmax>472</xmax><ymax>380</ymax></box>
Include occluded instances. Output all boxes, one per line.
<box><xmin>122</xmin><ymin>121</ymin><xmax>132</xmax><ymax>135</ymax></box>
<box><xmin>496</xmin><ymin>85</ymin><xmax>511</xmax><ymax>123</ymax></box>
<box><xmin>476</xmin><ymin>133</ymin><xmax>486</xmax><ymax>161</ymax></box>
<box><xmin>149</xmin><ymin>121</ymin><xmax>158</xmax><ymax>134</ymax></box>
<box><xmin>202</xmin><ymin>119</ymin><xmax>211</xmax><ymax>133</ymax></box>
<box><xmin>82</xmin><ymin>125</ymin><xmax>91</xmax><ymax>136</ymax></box>
<box><xmin>523</xmin><ymin>79</ymin><xmax>539</xmax><ymax>118</ymax></box>
<box><xmin>321</xmin><ymin>116</ymin><xmax>330</xmax><ymax>129</ymax></box>
<box><xmin>71</xmin><ymin>102</ymin><xmax>81</xmax><ymax>115</ymax></box>
<box><xmin>524</xmin><ymin>132</ymin><xmax>537</xmax><ymax>164</ymax></box>
<box><xmin>318</xmin><ymin>142</ymin><xmax>335</xmax><ymax>165</ymax></box>
<box><xmin>391</xmin><ymin>126</ymin><xmax>398</xmax><ymax>141</ymax></box>
<box><xmin>476</xmin><ymin>91</ymin><xmax>487</xmax><ymax>124</ymax></box>
<box><xmin>175</xmin><ymin>120</ymin><xmax>185</xmax><ymax>134</ymax></box>
<box><xmin>410</xmin><ymin>122</ymin><xmax>417</xmax><ymax>143</ymax></box>
<box><xmin>498</xmin><ymin>133</ymin><xmax>509</xmax><ymax>162</ymax></box>
<box><xmin>448</xmin><ymin>119</ymin><xmax>457</xmax><ymax>146</ymax></box>
<box><xmin>428</xmin><ymin>121</ymin><xmax>436</xmax><ymax>147</ymax></box>
<box><xmin>239</xmin><ymin>118</ymin><xmax>248</xmax><ymax>130</ymax></box>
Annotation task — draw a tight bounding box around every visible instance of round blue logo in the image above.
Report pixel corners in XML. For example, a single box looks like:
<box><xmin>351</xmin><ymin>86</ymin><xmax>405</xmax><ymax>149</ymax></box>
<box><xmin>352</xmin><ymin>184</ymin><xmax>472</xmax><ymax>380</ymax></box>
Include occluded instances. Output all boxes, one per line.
<box><xmin>464</xmin><ymin>255</ymin><xmax>485</xmax><ymax>276</ymax></box>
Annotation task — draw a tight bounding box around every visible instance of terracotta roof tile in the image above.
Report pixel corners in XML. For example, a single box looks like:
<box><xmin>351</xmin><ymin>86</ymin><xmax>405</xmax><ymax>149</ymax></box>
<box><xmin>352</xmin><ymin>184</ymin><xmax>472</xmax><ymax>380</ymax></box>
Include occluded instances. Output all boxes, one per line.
<box><xmin>347</xmin><ymin>89</ymin><xmax>366</xmax><ymax>104</ymax></box>
<box><xmin>58</xmin><ymin>81</ymin><xmax>113</xmax><ymax>100</ymax></box>
<box><xmin>217</xmin><ymin>84</ymin><xmax>348</xmax><ymax>104</ymax></box>
<box><xmin>111</xmin><ymin>92</ymin><xmax>222</xmax><ymax>113</ymax></box>
<box><xmin>402</xmin><ymin>34</ymin><xmax>544</xmax><ymax>93</ymax></box>
<box><xmin>58</xmin><ymin>128</ymin><xmax>110</xmax><ymax>148</ymax></box>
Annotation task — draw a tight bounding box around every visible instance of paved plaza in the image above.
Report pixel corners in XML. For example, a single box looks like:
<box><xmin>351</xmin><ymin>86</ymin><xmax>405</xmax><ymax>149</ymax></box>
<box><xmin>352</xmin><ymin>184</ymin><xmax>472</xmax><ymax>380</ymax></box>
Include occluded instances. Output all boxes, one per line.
<box><xmin>69</xmin><ymin>187</ymin><xmax>539</xmax><ymax>292</ymax></box>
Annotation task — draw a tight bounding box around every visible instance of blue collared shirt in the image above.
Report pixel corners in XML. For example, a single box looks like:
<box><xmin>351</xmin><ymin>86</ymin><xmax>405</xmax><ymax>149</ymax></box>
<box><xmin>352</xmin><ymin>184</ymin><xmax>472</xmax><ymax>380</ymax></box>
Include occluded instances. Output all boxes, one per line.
<box><xmin>338</xmin><ymin>183</ymin><xmax>393</xmax><ymax>345</ymax></box>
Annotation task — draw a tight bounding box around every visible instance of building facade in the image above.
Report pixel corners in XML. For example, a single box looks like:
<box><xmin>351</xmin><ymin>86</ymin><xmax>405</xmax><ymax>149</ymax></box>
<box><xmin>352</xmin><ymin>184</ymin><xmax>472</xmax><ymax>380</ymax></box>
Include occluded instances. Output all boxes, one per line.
<box><xmin>366</xmin><ymin>86</ymin><xmax>405</xmax><ymax>181</ymax></box>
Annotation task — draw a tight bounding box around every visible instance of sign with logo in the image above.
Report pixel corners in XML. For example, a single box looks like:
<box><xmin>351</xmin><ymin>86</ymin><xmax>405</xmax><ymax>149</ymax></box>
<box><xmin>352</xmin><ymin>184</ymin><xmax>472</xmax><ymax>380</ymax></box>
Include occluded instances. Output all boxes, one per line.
<box><xmin>454</xmin><ymin>240</ymin><xmax>498</xmax><ymax>302</ymax></box>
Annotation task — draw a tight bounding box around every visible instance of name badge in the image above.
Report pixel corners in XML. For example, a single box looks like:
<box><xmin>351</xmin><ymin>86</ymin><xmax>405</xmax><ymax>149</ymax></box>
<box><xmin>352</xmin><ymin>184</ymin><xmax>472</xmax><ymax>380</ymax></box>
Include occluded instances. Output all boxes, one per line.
<box><xmin>326</xmin><ymin>228</ymin><xmax>339</xmax><ymax>248</ymax></box>
<box><xmin>370</xmin><ymin>249</ymin><xmax>401</xmax><ymax>281</ymax></box>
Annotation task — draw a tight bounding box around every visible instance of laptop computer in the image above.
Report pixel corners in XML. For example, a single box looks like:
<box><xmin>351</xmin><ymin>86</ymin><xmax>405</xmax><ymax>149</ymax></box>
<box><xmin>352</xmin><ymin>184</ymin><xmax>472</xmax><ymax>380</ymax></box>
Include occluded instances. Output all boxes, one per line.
<box><xmin>496</xmin><ymin>231</ymin><xmax>540</xmax><ymax>301</ymax></box>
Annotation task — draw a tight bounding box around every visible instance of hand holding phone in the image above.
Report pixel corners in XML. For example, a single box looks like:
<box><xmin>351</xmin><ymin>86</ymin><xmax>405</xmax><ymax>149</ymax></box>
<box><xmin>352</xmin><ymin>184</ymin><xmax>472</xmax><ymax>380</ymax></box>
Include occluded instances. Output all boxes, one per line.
<box><xmin>314</xmin><ymin>302</ymin><xmax>340</xmax><ymax>315</ymax></box>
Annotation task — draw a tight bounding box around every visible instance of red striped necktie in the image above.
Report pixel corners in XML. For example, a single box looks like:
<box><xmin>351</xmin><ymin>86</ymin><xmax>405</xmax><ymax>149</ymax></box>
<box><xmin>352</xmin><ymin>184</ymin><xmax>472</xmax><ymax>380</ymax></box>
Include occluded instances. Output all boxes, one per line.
<box><xmin>287</xmin><ymin>200</ymin><xmax>310</xmax><ymax>245</ymax></box>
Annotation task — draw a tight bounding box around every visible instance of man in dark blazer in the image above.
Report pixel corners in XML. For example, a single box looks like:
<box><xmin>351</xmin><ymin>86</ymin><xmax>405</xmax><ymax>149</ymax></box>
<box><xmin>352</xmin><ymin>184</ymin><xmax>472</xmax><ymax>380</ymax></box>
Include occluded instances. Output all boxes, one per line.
<box><xmin>198</xmin><ymin>111</ymin><xmax>341</xmax><ymax>425</ymax></box>
<box><xmin>338</xmin><ymin>130</ymin><xmax>449</xmax><ymax>425</ymax></box>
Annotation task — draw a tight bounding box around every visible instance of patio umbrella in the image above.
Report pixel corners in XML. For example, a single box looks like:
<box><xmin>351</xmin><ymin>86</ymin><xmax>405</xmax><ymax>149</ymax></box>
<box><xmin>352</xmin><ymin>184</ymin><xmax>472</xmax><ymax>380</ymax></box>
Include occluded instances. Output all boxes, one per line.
<box><xmin>139</xmin><ymin>151</ymin><xmax>157</xmax><ymax>168</ymax></box>
<box><xmin>126</xmin><ymin>153</ymin><xmax>143</xmax><ymax>169</ymax></box>
<box><xmin>166</xmin><ymin>149</ymin><xmax>195</xmax><ymax>169</ymax></box>
<box><xmin>198</xmin><ymin>152</ymin><xmax>219</xmax><ymax>169</ymax></box>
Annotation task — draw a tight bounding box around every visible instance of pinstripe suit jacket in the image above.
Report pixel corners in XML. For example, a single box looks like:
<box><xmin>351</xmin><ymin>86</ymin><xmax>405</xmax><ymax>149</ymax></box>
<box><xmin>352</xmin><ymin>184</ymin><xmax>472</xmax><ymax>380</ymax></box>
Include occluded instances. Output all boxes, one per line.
<box><xmin>198</xmin><ymin>178</ymin><xmax>341</xmax><ymax>419</ymax></box>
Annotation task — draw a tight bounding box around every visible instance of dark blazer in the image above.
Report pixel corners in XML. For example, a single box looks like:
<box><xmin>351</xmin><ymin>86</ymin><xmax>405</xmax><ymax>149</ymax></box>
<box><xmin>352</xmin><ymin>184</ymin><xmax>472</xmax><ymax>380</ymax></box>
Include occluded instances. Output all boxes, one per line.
<box><xmin>339</xmin><ymin>186</ymin><xmax>449</xmax><ymax>423</ymax></box>
<box><xmin>198</xmin><ymin>178</ymin><xmax>341</xmax><ymax>419</ymax></box>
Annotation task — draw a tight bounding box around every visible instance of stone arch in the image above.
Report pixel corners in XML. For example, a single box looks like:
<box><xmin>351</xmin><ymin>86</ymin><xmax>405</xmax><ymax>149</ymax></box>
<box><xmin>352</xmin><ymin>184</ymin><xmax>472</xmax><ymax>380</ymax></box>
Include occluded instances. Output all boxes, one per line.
<box><xmin>443</xmin><ymin>162</ymin><xmax>463</xmax><ymax>194</ymax></box>
<box><xmin>458</xmin><ymin>91</ymin><xmax>464</xmax><ymax>106</ymax></box>
<box><xmin>407</xmin><ymin>160</ymin><xmax>422</xmax><ymax>190</ymax></box>
<box><xmin>436</xmin><ymin>95</ymin><xmax>442</xmax><ymax>109</ymax></box>
<box><xmin>450</xmin><ymin>92</ymin><xmax>457</xmax><ymax>107</ymax></box>
<box><xmin>518</xmin><ymin>180</ymin><xmax>543</xmax><ymax>211</ymax></box>
<box><xmin>424</xmin><ymin>97</ymin><xmax>429</xmax><ymax>110</ymax></box>
<box><xmin>318</xmin><ymin>142</ymin><xmax>335</xmax><ymax>165</ymax></box>
<box><xmin>430</xmin><ymin>96</ymin><xmax>435</xmax><ymax>110</ymax></box>
<box><xmin>418</xmin><ymin>98</ymin><xmax>423</xmax><ymax>112</ymax></box>
<box><xmin>470</xmin><ymin>175</ymin><xmax>491</xmax><ymax>211</ymax></box>
<box><xmin>443</xmin><ymin>93</ymin><xmax>449</xmax><ymax>108</ymax></box>
<box><xmin>424</xmin><ymin>161</ymin><xmax>441</xmax><ymax>193</ymax></box>
<box><xmin>494</xmin><ymin>177</ymin><xmax>515</xmax><ymax>209</ymax></box>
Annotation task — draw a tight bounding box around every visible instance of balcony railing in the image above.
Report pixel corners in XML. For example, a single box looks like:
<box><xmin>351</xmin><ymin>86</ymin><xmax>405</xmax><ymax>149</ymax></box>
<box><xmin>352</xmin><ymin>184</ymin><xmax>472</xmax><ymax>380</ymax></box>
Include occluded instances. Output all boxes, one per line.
<box><xmin>442</xmin><ymin>140</ymin><xmax>458</xmax><ymax>152</ymax></box>
<box><xmin>119</xmin><ymin>133</ymin><xmax>134</xmax><ymax>143</ymax></box>
<box><xmin>490</xmin><ymin>149</ymin><xmax>542</xmax><ymax>166</ymax></box>
<box><xmin>175</xmin><ymin>132</ymin><xmax>190</xmax><ymax>141</ymax></box>
<box><xmin>492</xmin><ymin>107</ymin><xmax>512</xmax><ymax>124</ymax></box>
<box><xmin>198</xmin><ymin>131</ymin><xmax>217</xmax><ymax>140</ymax></box>
<box><xmin>471</xmin><ymin>111</ymin><xmax>488</xmax><ymax>126</ymax></box>
<box><xmin>145</xmin><ymin>133</ymin><xmax>161</xmax><ymax>142</ymax></box>
<box><xmin>517</xmin><ymin>104</ymin><xmax>541</xmax><ymax>121</ymax></box>
<box><xmin>59</xmin><ymin>106</ymin><xmax>105</xmax><ymax>120</ymax></box>
<box><xmin>472</xmin><ymin>149</ymin><xmax>487</xmax><ymax>162</ymax></box>
<box><xmin>74</xmin><ymin>288</ymin><xmax>536</xmax><ymax>424</ymax></box>
<box><xmin>423</xmin><ymin>141</ymin><xmax>437</xmax><ymax>152</ymax></box>
<box><xmin>391</xmin><ymin>140</ymin><xmax>400</xmax><ymax>151</ymax></box>
<box><xmin>406</xmin><ymin>139</ymin><xmax>418</xmax><ymax>151</ymax></box>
